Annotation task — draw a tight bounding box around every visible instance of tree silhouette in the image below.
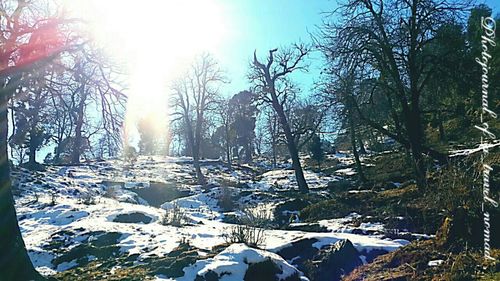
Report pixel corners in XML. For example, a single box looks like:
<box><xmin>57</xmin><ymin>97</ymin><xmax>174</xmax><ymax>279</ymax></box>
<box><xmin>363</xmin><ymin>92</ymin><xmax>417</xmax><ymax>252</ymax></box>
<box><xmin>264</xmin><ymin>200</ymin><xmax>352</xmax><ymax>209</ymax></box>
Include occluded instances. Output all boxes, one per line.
<box><xmin>249</xmin><ymin>44</ymin><xmax>310</xmax><ymax>193</ymax></box>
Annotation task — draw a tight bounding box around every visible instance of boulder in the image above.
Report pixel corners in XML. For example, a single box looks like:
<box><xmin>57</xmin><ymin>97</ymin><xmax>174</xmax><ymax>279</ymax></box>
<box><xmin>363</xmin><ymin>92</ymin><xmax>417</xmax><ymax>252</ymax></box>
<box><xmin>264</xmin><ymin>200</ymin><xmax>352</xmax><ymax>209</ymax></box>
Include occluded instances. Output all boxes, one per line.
<box><xmin>113</xmin><ymin>212</ymin><xmax>153</xmax><ymax>224</ymax></box>
<box><xmin>304</xmin><ymin>239</ymin><xmax>362</xmax><ymax>281</ymax></box>
<box><xmin>277</xmin><ymin>238</ymin><xmax>364</xmax><ymax>281</ymax></box>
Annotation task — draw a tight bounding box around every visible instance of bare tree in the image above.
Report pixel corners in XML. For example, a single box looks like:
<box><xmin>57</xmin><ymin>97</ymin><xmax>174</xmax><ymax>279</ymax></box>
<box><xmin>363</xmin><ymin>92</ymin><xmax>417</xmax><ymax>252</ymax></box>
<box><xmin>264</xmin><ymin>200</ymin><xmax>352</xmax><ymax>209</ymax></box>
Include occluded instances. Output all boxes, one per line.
<box><xmin>316</xmin><ymin>0</ymin><xmax>470</xmax><ymax>188</ymax></box>
<box><xmin>288</xmin><ymin>99</ymin><xmax>326</xmax><ymax>152</ymax></box>
<box><xmin>171</xmin><ymin>53</ymin><xmax>225</xmax><ymax>185</ymax></box>
<box><xmin>216</xmin><ymin>97</ymin><xmax>234</xmax><ymax>169</ymax></box>
<box><xmin>0</xmin><ymin>0</ymin><xmax>68</xmax><ymax>278</ymax></box>
<box><xmin>64</xmin><ymin>45</ymin><xmax>126</xmax><ymax>164</ymax></box>
<box><xmin>249</xmin><ymin>44</ymin><xmax>310</xmax><ymax>192</ymax></box>
<box><xmin>264</xmin><ymin>108</ymin><xmax>281</xmax><ymax>167</ymax></box>
<box><xmin>254</xmin><ymin>113</ymin><xmax>265</xmax><ymax>157</ymax></box>
<box><xmin>45</xmin><ymin>68</ymin><xmax>78</xmax><ymax>163</ymax></box>
<box><xmin>9</xmin><ymin>62</ymin><xmax>62</xmax><ymax>168</ymax></box>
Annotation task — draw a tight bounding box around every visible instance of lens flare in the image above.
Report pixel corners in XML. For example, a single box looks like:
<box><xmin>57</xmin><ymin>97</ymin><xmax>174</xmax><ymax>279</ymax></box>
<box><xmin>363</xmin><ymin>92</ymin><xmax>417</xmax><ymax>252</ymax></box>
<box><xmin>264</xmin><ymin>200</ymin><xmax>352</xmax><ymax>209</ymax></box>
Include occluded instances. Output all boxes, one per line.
<box><xmin>64</xmin><ymin>0</ymin><xmax>228</xmax><ymax>147</ymax></box>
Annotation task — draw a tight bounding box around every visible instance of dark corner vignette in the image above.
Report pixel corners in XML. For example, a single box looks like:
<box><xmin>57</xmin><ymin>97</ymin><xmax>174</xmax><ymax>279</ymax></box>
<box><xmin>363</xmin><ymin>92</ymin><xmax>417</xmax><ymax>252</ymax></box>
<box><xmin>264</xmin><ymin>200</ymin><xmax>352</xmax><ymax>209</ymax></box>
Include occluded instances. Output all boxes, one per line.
<box><xmin>0</xmin><ymin>1</ymin><xmax>499</xmax><ymax>281</ymax></box>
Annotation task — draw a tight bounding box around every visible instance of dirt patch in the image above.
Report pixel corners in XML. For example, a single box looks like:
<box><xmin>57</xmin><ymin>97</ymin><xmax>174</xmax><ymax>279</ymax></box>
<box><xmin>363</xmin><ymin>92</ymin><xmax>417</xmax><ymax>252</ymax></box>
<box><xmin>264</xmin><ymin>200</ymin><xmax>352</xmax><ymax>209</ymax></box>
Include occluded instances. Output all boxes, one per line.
<box><xmin>344</xmin><ymin>240</ymin><xmax>500</xmax><ymax>281</ymax></box>
<box><xmin>48</xmin><ymin>231</ymin><xmax>124</xmax><ymax>270</ymax></box>
<box><xmin>53</xmin><ymin>242</ymin><xmax>209</xmax><ymax>280</ymax></box>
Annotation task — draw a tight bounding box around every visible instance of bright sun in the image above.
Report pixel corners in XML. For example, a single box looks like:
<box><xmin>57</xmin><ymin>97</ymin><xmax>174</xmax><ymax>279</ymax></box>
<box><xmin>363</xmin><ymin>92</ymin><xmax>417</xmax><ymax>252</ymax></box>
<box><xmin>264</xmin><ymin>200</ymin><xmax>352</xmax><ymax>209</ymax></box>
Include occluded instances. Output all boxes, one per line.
<box><xmin>65</xmin><ymin>0</ymin><xmax>228</xmax><ymax>143</ymax></box>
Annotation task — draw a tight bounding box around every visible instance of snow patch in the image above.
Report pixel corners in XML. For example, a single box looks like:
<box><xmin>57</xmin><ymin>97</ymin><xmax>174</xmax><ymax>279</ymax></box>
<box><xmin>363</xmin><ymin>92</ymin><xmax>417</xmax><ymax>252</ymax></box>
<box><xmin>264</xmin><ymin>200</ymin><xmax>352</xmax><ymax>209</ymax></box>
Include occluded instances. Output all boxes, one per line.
<box><xmin>179</xmin><ymin>244</ymin><xmax>304</xmax><ymax>281</ymax></box>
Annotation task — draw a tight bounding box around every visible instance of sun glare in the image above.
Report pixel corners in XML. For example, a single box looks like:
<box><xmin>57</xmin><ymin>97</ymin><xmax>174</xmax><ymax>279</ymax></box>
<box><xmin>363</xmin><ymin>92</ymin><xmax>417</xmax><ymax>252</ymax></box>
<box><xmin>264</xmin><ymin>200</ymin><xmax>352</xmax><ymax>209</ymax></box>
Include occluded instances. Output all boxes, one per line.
<box><xmin>65</xmin><ymin>0</ymin><xmax>228</xmax><ymax>145</ymax></box>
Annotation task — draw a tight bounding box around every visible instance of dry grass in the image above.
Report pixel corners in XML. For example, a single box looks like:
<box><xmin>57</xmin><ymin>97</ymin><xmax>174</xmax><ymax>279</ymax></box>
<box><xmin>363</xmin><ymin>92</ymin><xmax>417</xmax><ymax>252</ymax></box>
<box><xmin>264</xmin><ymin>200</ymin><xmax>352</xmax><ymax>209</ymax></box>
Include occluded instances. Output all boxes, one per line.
<box><xmin>160</xmin><ymin>202</ymin><xmax>187</xmax><ymax>227</ymax></box>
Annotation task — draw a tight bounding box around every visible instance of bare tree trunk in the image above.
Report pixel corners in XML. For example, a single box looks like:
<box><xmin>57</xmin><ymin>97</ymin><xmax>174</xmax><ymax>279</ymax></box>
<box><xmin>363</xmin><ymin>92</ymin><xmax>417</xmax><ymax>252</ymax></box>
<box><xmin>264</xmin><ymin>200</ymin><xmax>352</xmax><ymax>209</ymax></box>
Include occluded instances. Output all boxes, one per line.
<box><xmin>405</xmin><ymin>104</ymin><xmax>426</xmax><ymax>189</ymax></box>
<box><xmin>436</xmin><ymin>113</ymin><xmax>446</xmax><ymax>143</ymax></box>
<box><xmin>195</xmin><ymin>112</ymin><xmax>206</xmax><ymax>185</ymax></box>
<box><xmin>9</xmin><ymin>98</ymin><xmax>15</xmax><ymax>161</ymax></box>
<box><xmin>28</xmin><ymin>102</ymin><xmax>40</xmax><ymax>167</ymax></box>
<box><xmin>285</xmin><ymin>130</ymin><xmax>309</xmax><ymax>193</ymax></box>
<box><xmin>348</xmin><ymin>109</ymin><xmax>366</xmax><ymax>184</ymax></box>
<box><xmin>0</xmin><ymin>81</ymin><xmax>42</xmax><ymax>280</ymax></box>
<box><xmin>165</xmin><ymin>131</ymin><xmax>172</xmax><ymax>156</ymax></box>
<box><xmin>51</xmin><ymin>95</ymin><xmax>66</xmax><ymax>164</ymax></box>
<box><xmin>243</xmin><ymin>142</ymin><xmax>252</xmax><ymax>163</ymax></box>
<box><xmin>27</xmin><ymin>87</ymin><xmax>44</xmax><ymax>168</ymax></box>
<box><xmin>251</xmin><ymin>47</ymin><xmax>310</xmax><ymax>193</ymax></box>
<box><xmin>54</xmin><ymin>141</ymin><xmax>62</xmax><ymax>163</ymax></box>
<box><xmin>438</xmin><ymin>121</ymin><xmax>446</xmax><ymax>143</ymax></box>
<box><xmin>386</xmin><ymin>85</ymin><xmax>427</xmax><ymax>189</ymax></box>
<box><xmin>274</xmin><ymin>101</ymin><xmax>309</xmax><ymax>193</ymax></box>
<box><xmin>271</xmin><ymin>141</ymin><xmax>277</xmax><ymax>168</ymax></box>
<box><xmin>185</xmin><ymin>116</ymin><xmax>205</xmax><ymax>186</ymax></box>
<box><xmin>71</xmin><ymin>85</ymin><xmax>86</xmax><ymax>164</ymax></box>
<box><xmin>236</xmin><ymin>146</ymin><xmax>241</xmax><ymax>165</ymax></box>
<box><xmin>192</xmin><ymin>144</ymin><xmax>205</xmax><ymax>185</ymax></box>
<box><xmin>357</xmin><ymin>130</ymin><xmax>367</xmax><ymax>154</ymax></box>
<box><xmin>406</xmin><ymin>4</ymin><xmax>427</xmax><ymax>189</ymax></box>
<box><xmin>224</xmin><ymin>125</ymin><xmax>232</xmax><ymax>169</ymax></box>
<box><xmin>28</xmin><ymin>137</ymin><xmax>36</xmax><ymax>165</ymax></box>
<box><xmin>270</xmin><ymin>115</ymin><xmax>277</xmax><ymax>168</ymax></box>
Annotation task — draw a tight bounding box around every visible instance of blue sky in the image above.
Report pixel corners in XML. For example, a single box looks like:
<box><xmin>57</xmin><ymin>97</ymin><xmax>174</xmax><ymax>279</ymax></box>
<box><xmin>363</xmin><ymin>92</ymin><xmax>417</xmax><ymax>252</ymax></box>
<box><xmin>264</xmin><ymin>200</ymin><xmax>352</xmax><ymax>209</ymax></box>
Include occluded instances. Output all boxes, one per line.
<box><xmin>211</xmin><ymin>0</ymin><xmax>499</xmax><ymax>97</ymax></box>
<box><xmin>213</xmin><ymin>0</ymin><xmax>336</xmax><ymax>97</ymax></box>
<box><xmin>33</xmin><ymin>0</ymin><xmax>500</xmax><ymax>161</ymax></box>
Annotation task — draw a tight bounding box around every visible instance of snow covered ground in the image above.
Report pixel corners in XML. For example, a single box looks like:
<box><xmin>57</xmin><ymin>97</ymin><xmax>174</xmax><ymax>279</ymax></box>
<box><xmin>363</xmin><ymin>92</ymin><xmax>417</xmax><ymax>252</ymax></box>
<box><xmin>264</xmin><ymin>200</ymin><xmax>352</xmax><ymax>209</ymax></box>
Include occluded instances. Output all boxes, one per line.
<box><xmin>13</xmin><ymin>156</ymin><xmax>411</xmax><ymax>280</ymax></box>
<box><xmin>250</xmin><ymin>169</ymin><xmax>340</xmax><ymax>191</ymax></box>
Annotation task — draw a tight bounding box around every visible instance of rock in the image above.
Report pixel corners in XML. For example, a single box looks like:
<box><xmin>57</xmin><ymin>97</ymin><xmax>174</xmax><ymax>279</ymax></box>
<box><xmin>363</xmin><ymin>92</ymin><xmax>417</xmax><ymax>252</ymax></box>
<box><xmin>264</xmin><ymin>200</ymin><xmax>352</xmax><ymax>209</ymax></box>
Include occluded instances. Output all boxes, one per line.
<box><xmin>244</xmin><ymin>259</ymin><xmax>301</xmax><ymax>281</ymax></box>
<box><xmin>237</xmin><ymin>182</ymin><xmax>252</xmax><ymax>189</ymax></box>
<box><xmin>277</xmin><ymin>238</ymin><xmax>364</xmax><ymax>281</ymax></box>
<box><xmin>113</xmin><ymin>212</ymin><xmax>153</xmax><ymax>224</ymax></box>
<box><xmin>286</xmin><ymin>223</ymin><xmax>329</xmax><ymax>233</ymax></box>
<box><xmin>273</xmin><ymin>198</ymin><xmax>310</xmax><ymax>227</ymax></box>
<box><xmin>195</xmin><ymin>270</ymin><xmax>219</xmax><ymax>281</ymax></box>
<box><xmin>277</xmin><ymin>238</ymin><xmax>320</xmax><ymax>265</ymax></box>
<box><xmin>101</xmin><ymin>180</ymin><xmax>125</xmax><ymax>188</ymax></box>
<box><xmin>304</xmin><ymin>239</ymin><xmax>362</xmax><ymax>281</ymax></box>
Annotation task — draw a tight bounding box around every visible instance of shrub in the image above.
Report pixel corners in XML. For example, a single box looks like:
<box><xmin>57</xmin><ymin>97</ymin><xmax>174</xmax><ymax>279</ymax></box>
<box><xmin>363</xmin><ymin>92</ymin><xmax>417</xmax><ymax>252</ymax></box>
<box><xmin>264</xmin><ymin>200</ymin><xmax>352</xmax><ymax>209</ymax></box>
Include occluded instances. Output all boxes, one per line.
<box><xmin>309</xmin><ymin>133</ymin><xmax>325</xmax><ymax>170</ymax></box>
<box><xmin>123</xmin><ymin>145</ymin><xmax>138</xmax><ymax>165</ymax></box>
<box><xmin>161</xmin><ymin>202</ymin><xmax>187</xmax><ymax>227</ymax></box>
<box><xmin>240</xmin><ymin>206</ymin><xmax>274</xmax><ymax>228</ymax></box>
<box><xmin>30</xmin><ymin>191</ymin><xmax>39</xmax><ymax>205</ymax></box>
<box><xmin>104</xmin><ymin>186</ymin><xmax>120</xmax><ymax>199</ymax></box>
<box><xmin>80</xmin><ymin>192</ymin><xmax>97</xmax><ymax>205</ymax></box>
<box><xmin>48</xmin><ymin>190</ymin><xmax>57</xmax><ymax>206</ymax></box>
<box><xmin>431</xmin><ymin>159</ymin><xmax>481</xmax><ymax>215</ymax></box>
<box><xmin>222</xmin><ymin>207</ymin><xmax>271</xmax><ymax>247</ymax></box>
<box><xmin>222</xmin><ymin>224</ymin><xmax>265</xmax><ymax>248</ymax></box>
<box><xmin>218</xmin><ymin>187</ymin><xmax>236</xmax><ymax>211</ymax></box>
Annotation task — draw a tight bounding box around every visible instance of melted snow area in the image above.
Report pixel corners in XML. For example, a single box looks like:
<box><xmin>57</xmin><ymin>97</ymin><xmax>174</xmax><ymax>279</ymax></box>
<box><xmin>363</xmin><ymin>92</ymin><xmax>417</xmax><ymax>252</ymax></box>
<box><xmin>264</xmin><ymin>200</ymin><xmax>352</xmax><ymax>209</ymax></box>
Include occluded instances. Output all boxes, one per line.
<box><xmin>13</xmin><ymin>156</ymin><xmax>409</xmax><ymax>280</ymax></box>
